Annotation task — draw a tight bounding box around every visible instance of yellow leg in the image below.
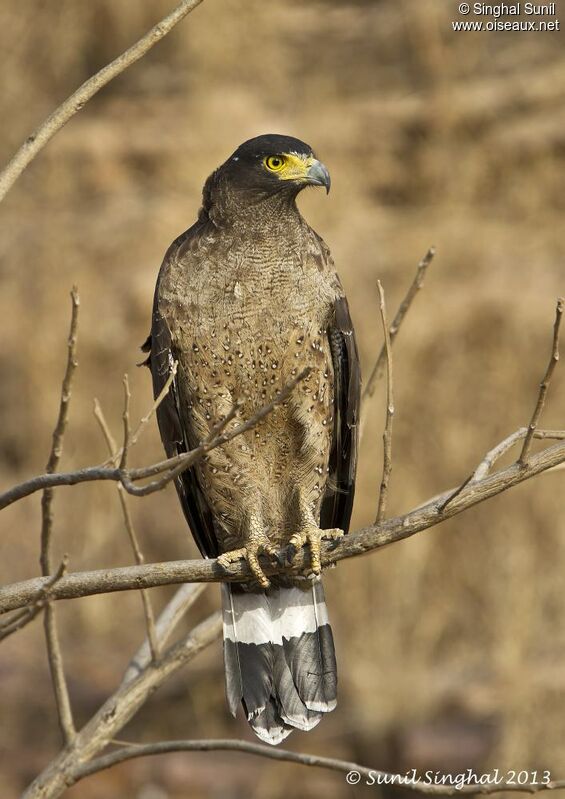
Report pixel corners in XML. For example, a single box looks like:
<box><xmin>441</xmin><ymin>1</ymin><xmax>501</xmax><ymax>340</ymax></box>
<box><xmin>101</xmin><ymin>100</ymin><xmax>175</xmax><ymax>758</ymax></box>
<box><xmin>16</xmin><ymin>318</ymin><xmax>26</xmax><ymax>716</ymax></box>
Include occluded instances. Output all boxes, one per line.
<box><xmin>287</xmin><ymin>525</ymin><xmax>343</xmax><ymax>575</ymax></box>
<box><xmin>217</xmin><ymin>507</ymin><xmax>279</xmax><ymax>588</ymax></box>
<box><xmin>286</xmin><ymin>492</ymin><xmax>343</xmax><ymax>575</ymax></box>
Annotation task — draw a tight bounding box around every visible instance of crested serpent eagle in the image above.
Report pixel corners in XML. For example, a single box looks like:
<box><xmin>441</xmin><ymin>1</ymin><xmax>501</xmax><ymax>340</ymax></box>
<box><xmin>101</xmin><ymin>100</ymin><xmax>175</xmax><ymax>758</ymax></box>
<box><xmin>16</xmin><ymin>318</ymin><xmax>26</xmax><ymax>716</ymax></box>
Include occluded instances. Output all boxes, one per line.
<box><xmin>143</xmin><ymin>134</ymin><xmax>360</xmax><ymax>744</ymax></box>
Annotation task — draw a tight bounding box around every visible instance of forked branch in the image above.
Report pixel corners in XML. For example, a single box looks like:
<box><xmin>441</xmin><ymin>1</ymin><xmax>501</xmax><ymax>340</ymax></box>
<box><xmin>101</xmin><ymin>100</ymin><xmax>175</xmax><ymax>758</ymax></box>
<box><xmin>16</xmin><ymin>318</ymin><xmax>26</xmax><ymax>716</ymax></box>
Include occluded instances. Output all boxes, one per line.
<box><xmin>519</xmin><ymin>297</ymin><xmax>564</xmax><ymax>464</ymax></box>
<box><xmin>0</xmin><ymin>367</ymin><xmax>310</xmax><ymax>511</ymax></box>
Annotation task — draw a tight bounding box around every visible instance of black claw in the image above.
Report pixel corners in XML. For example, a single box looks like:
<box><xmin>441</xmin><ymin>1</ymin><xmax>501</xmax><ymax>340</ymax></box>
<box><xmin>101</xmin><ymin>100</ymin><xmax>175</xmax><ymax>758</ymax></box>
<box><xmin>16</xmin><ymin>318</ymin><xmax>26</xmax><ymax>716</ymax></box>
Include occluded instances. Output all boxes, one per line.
<box><xmin>327</xmin><ymin>537</ymin><xmax>342</xmax><ymax>552</ymax></box>
<box><xmin>283</xmin><ymin>544</ymin><xmax>298</xmax><ymax>565</ymax></box>
<box><xmin>272</xmin><ymin>549</ymin><xmax>288</xmax><ymax>567</ymax></box>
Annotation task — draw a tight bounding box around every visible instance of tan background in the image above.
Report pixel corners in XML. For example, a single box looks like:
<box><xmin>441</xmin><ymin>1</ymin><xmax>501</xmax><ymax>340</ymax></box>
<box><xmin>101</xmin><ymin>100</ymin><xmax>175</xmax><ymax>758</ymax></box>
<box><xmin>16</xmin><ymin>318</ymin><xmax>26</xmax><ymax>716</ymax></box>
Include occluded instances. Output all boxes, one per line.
<box><xmin>1</xmin><ymin>1</ymin><xmax>564</xmax><ymax>797</ymax></box>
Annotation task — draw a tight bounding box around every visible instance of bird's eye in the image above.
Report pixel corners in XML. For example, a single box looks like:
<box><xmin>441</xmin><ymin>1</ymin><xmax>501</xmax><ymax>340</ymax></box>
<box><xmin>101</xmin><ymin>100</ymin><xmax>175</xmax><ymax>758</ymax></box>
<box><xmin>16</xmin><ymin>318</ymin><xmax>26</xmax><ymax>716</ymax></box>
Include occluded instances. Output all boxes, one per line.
<box><xmin>264</xmin><ymin>155</ymin><xmax>286</xmax><ymax>172</ymax></box>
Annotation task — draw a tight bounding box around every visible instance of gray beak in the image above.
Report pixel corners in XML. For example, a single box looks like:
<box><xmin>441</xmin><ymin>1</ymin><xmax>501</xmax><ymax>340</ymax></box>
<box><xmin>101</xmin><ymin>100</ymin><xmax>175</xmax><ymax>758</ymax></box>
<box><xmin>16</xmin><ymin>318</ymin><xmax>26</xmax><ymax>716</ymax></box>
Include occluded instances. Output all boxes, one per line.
<box><xmin>307</xmin><ymin>160</ymin><xmax>331</xmax><ymax>194</ymax></box>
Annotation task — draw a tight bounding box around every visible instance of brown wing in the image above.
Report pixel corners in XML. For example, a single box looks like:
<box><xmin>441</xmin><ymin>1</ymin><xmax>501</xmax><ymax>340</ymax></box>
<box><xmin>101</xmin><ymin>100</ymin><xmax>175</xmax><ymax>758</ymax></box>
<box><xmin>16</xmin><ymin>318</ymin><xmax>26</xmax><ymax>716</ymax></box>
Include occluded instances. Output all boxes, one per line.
<box><xmin>142</xmin><ymin>224</ymin><xmax>221</xmax><ymax>558</ymax></box>
<box><xmin>320</xmin><ymin>295</ymin><xmax>360</xmax><ymax>534</ymax></box>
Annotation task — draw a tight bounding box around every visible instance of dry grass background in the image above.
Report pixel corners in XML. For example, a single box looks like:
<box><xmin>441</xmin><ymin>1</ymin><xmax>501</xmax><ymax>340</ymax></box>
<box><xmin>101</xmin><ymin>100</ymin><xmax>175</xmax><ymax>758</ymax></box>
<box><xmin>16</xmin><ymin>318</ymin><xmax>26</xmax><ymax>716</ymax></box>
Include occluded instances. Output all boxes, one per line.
<box><xmin>1</xmin><ymin>1</ymin><xmax>564</xmax><ymax>797</ymax></box>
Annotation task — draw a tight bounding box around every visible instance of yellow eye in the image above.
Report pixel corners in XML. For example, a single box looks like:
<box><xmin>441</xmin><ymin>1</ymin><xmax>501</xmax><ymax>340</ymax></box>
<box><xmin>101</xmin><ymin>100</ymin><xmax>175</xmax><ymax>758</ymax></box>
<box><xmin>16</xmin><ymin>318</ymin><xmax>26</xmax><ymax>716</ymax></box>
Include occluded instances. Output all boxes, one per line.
<box><xmin>264</xmin><ymin>155</ymin><xmax>286</xmax><ymax>172</ymax></box>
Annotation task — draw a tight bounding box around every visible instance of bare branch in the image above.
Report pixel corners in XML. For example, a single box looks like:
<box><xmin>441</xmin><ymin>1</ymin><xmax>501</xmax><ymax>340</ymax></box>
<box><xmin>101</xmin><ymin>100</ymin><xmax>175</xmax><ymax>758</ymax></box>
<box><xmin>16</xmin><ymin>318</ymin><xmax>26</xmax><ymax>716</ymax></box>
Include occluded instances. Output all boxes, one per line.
<box><xmin>434</xmin><ymin>427</ymin><xmax>565</xmax><ymax>514</ymax></box>
<box><xmin>0</xmin><ymin>368</ymin><xmax>311</xmax><ymax>511</ymax></box>
<box><xmin>123</xmin><ymin>584</ymin><xmax>208</xmax><ymax>684</ymax></box>
<box><xmin>375</xmin><ymin>280</ymin><xmax>394</xmax><ymax>523</ymax></box>
<box><xmin>96</xmin><ymin>363</ymin><xmax>179</xmax><ymax>465</ymax></box>
<box><xmin>3</xmin><ymin>434</ymin><xmax>564</xmax><ymax>615</ymax></box>
<box><xmin>40</xmin><ymin>288</ymin><xmax>79</xmax><ymax>746</ymax></box>
<box><xmin>22</xmin><ymin>611</ymin><xmax>222</xmax><ymax>799</ymax></box>
<box><xmin>439</xmin><ymin>296</ymin><xmax>564</xmax><ymax>513</ymax></box>
<box><xmin>0</xmin><ymin>556</ymin><xmax>68</xmax><ymax>642</ymax></box>
<box><xmin>0</xmin><ymin>0</ymin><xmax>204</xmax><ymax>202</ymax></box>
<box><xmin>119</xmin><ymin>374</ymin><xmax>132</xmax><ymax>471</ymax></box>
<box><xmin>362</xmin><ymin>247</ymin><xmax>434</xmax><ymax>407</ymax></box>
<box><xmin>519</xmin><ymin>297</ymin><xmax>564</xmax><ymax>464</ymax></box>
<box><xmin>119</xmin><ymin>366</ymin><xmax>311</xmax><ymax>496</ymax></box>
<box><xmin>123</xmin><ymin>359</ymin><xmax>178</xmax><ymax>456</ymax></box>
<box><xmin>94</xmin><ymin>399</ymin><xmax>159</xmax><ymax>663</ymax></box>
<box><xmin>92</xmin><ymin>400</ymin><xmax>118</xmax><ymax>456</ymax></box>
<box><xmin>72</xmin><ymin>738</ymin><xmax>565</xmax><ymax>796</ymax></box>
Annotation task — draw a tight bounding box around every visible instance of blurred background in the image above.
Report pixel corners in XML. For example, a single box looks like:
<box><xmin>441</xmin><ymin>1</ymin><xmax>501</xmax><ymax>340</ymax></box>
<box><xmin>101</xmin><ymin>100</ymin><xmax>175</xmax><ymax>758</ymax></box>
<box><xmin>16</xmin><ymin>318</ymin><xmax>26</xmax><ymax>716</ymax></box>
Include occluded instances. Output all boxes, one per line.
<box><xmin>1</xmin><ymin>1</ymin><xmax>564</xmax><ymax>797</ymax></box>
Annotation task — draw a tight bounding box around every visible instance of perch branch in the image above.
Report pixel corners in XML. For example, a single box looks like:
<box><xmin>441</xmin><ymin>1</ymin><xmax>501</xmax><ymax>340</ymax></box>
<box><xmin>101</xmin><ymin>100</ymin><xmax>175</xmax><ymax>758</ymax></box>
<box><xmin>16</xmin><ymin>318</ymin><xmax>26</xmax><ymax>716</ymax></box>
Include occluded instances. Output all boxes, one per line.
<box><xmin>0</xmin><ymin>0</ymin><xmax>204</xmax><ymax>202</ymax></box>
<box><xmin>3</xmin><ymin>433</ymin><xmax>565</xmax><ymax>615</ymax></box>
<box><xmin>519</xmin><ymin>297</ymin><xmax>564</xmax><ymax>464</ymax></box>
<box><xmin>375</xmin><ymin>280</ymin><xmax>394</xmax><ymax>523</ymax></box>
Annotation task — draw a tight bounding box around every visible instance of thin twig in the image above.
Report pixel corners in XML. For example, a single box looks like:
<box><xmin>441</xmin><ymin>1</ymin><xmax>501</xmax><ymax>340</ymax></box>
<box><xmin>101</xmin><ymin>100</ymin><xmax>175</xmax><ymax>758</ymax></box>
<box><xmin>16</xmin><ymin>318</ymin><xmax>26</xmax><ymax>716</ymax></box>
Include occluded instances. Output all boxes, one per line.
<box><xmin>3</xmin><ymin>434</ymin><xmax>565</xmax><ymax>615</ymax></box>
<box><xmin>119</xmin><ymin>374</ymin><xmax>132</xmax><ymax>471</ymax></box>
<box><xmin>362</xmin><ymin>247</ymin><xmax>435</xmax><ymax>406</ymax></box>
<box><xmin>375</xmin><ymin>280</ymin><xmax>394</xmax><ymax>523</ymax></box>
<box><xmin>0</xmin><ymin>556</ymin><xmax>68</xmax><ymax>642</ymax></box>
<box><xmin>93</xmin><ymin>399</ymin><xmax>159</xmax><ymax>662</ymax></box>
<box><xmin>118</xmin><ymin>367</ymin><xmax>311</xmax><ymax>497</ymax></box>
<box><xmin>440</xmin><ymin>296</ymin><xmax>565</xmax><ymax>512</ymax></box>
<box><xmin>99</xmin><ymin>361</ymin><xmax>178</xmax><ymax>467</ymax></box>
<box><xmin>519</xmin><ymin>297</ymin><xmax>564</xmax><ymax>465</ymax></box>
<box><xmin>92</xmin><ymin>399</ymin><xmax>118</xmax><ymax>453</ymax></box>
<box><xmin>73</xmin><ymin>738</ymin><xmax>565</xmax><ymax>796</ymax></box>
<box><xmin>0</xmin><ymin>0</ymin><xmax>204</xmax><ymax>202</ymax></box>
<box><xmin>125</xmin><ymin>359</ymin><xmax>178</xmax><ymax>453</ymax></box>
<box><xmin>438</xmin><ymin>426</ymin><xmax>565</xmax><ymax>513</ymax></box>
<box><xmin>40</xmin><ymin>288</ymin><xmax>79</xmax><ymax>745</ymax></box>
<box><xmin>0</xmin><ymin>368</ymin><xmax>311</xmax><ymax>511</ymax></box>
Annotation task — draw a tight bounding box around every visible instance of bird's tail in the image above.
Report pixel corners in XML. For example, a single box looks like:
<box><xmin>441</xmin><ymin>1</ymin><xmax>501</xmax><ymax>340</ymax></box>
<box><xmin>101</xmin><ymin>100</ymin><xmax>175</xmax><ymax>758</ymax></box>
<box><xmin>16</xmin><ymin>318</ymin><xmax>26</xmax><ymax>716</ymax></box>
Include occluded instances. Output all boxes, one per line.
<box><xmin>221</xmin><ymin>580</ymin><xmax>337</xmax><ymax>745</ymax></box>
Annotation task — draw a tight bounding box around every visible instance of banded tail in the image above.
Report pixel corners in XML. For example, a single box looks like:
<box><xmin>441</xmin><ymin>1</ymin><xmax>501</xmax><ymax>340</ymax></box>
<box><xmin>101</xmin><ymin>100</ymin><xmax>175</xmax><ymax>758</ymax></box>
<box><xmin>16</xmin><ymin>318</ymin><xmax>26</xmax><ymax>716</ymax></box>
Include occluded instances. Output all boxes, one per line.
<box><xmin>221</xmin><ymin>581</ymin><xmax>337</xmax><ymax>745</ymax></box>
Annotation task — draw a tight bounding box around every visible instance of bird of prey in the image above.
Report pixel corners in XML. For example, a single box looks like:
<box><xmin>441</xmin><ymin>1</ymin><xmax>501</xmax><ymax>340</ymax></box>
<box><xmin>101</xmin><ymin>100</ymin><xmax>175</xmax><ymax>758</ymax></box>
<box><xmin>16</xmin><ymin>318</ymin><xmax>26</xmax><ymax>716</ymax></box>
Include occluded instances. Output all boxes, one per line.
<box><xmin>143</xmin><ymin>134</ymin><xmax>360</xmax><ymax>745</ymax></box>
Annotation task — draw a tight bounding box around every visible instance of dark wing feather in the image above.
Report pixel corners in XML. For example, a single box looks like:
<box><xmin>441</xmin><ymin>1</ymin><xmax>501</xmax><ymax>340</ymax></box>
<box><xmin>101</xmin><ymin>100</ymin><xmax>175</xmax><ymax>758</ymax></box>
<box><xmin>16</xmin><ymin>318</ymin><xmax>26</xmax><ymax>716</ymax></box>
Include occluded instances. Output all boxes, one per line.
<box><xmin>143</xmin><ymin>225</ymin><xmax>220</xmax><ymax>558</ymax></box>
<box><xmin>320</xmin><ymin>295</ymin><xmax>360</xmax><ymax>534</ymax></box>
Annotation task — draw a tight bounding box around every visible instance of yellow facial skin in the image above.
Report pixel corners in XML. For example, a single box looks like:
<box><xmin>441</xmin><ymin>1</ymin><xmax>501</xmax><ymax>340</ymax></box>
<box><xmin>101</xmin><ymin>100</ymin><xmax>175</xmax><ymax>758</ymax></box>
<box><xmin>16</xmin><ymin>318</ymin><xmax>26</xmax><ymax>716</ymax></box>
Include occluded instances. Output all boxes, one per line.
<box><xmin>263</xmin><ymin>153</ymin><xmax>320</xmax><ymax>182</ymax></box>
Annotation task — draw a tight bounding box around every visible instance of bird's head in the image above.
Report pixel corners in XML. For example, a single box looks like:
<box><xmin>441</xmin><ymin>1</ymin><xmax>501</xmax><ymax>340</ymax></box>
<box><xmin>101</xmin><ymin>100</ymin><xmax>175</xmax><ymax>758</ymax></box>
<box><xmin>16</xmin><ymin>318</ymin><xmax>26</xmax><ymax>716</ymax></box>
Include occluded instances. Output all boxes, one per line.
<box><xmin>206</xmin><ymin>134</ymin><xmax>331</xmax><ymax>207</ymax></box>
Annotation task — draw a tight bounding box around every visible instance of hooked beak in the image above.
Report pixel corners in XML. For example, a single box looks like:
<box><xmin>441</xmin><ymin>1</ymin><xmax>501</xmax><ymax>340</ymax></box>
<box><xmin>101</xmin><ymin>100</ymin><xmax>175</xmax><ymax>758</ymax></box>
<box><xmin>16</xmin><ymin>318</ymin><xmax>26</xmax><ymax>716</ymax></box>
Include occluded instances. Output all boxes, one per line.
<box><xmin>306</xmin><ymin>159</ymin><xmax>331</xmax><ymax>194</ymax></box>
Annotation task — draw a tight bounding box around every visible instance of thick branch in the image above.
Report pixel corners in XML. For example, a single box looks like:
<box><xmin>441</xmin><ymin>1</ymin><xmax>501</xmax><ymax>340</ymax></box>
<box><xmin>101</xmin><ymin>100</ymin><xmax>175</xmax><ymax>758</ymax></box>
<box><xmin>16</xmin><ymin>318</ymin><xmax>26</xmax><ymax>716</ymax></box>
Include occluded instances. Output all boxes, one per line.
<box><xmin>3</xmin><ymin>436</ymin><xmax>564</xmax><ymax>615</ymax></box>
<box><xmin>0</xmin><ymin>0</ymin><xmax>204</xmax><ymax>202</ymax></box>
<box><xmin>0</xmin><ymin>556</ymin><xmax>68</xmax><ymax>642</ymax></box>
<box><xmin>22</xmin><ymin>611</ymin><xmax>222</xmax><ymax>799</ymax></box>
<box><xmin>123</xmin><ymin>583</ymin><xmax>208</xmax><ymax>684</ymax></box>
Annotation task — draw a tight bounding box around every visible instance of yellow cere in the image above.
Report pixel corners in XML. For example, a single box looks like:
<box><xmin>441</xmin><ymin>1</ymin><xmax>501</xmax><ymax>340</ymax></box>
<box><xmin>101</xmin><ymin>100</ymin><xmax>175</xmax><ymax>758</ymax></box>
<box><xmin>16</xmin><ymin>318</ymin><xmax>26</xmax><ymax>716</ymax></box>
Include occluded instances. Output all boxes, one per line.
<box><xmin>263</xmin><ymin>152</ymin><xmax>315</xmax><ymax>181</ymax></box>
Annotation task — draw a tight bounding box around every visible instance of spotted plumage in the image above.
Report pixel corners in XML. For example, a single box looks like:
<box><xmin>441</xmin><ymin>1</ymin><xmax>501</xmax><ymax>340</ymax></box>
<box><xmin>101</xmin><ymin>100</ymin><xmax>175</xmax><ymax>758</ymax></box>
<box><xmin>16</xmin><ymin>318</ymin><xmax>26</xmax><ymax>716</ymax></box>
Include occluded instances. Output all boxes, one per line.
<box><xmin>144</xmin><ymin>134</ymin><xmax>360</xmax><ymax>744</ymax></box>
